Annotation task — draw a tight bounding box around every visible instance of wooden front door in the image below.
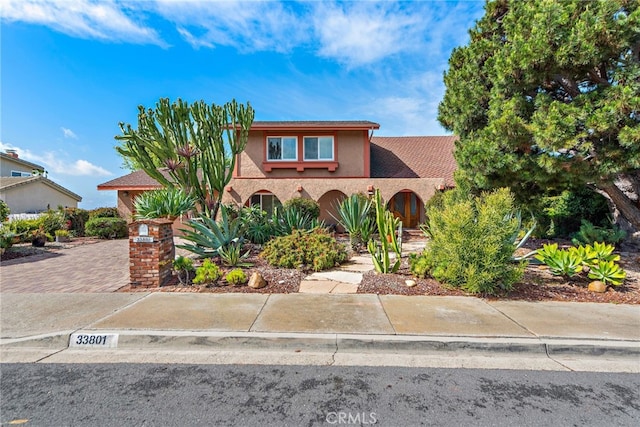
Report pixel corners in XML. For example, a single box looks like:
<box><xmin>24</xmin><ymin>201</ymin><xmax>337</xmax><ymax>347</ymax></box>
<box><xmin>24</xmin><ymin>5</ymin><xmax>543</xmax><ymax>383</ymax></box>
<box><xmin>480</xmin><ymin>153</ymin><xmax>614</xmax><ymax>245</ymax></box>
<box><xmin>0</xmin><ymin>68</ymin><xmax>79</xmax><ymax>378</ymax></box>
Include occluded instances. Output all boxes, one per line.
<box><xmin>390</xmin><ymin>192</ymin><xmax>420</xmax><ymax>228</ymax></box>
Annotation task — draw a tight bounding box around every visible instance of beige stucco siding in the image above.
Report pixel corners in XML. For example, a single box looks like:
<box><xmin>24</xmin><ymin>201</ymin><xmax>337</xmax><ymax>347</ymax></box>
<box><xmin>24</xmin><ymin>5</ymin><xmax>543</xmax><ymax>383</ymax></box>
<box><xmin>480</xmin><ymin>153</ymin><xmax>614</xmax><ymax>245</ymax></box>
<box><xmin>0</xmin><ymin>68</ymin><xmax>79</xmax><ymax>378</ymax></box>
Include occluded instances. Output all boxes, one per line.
<box><xmin>1</xmin><ymin>158</ymin><xmax>35</xmax><ymax>177</ymax></box>
<box><xmin>224</xmin><ymin>177</ymin><xmax>444</xmax><ymax>213</ymax></box>
<box><xmin>237</xmin><ymin>130</ymin><xmax>367</xmax><ymax>178</ymax></box>
<box><xmin>1</xmin><ymin>182</ymin><xmax>79</xmax><ymax>213</ymax></box>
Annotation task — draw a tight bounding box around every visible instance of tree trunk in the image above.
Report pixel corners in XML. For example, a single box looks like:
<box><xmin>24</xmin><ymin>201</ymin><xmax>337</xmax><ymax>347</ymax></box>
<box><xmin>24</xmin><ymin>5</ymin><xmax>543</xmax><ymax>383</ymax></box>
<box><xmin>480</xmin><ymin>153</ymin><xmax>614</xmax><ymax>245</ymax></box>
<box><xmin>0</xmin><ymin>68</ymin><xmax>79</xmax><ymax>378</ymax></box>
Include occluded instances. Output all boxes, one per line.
<box><xmin>597</xmin><ymin>180</ymin><xmax>640</xmax><ymax>232</ymax></box>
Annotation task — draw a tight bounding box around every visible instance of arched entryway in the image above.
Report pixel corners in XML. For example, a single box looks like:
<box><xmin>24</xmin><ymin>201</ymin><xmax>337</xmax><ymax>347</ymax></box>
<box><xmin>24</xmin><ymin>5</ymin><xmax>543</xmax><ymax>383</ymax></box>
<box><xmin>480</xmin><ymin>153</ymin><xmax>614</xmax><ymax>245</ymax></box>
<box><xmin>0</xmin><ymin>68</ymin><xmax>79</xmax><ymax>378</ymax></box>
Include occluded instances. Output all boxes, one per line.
<box><xmin>246</xmin><ymin>190</ymin><xmax>282</xmax><ymax>216</ymax></box>
<box><xmin>317</xmin><ymin>190</ymin><xmax>348</xmax><ymax>230</ymax></box>
<box><xmin>388</xmin><ymin>190</ymin><xmax>424</xmax><ymax>228</ymax></box>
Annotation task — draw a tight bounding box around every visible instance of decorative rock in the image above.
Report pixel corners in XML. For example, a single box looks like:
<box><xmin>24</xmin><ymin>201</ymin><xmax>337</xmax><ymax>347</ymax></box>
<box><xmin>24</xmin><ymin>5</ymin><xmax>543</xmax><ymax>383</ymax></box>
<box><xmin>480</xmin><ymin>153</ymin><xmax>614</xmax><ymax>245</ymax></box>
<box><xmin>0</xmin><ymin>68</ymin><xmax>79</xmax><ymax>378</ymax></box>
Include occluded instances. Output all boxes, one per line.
<box><xmin>405</xmin><ymin>279</ymin><xmax>417</xmax><ymax>287</ymax></box>
<box><xmin>248</xmin><ymin>272</ymin><xmax>267</xmax><ymax>289</ymax></box>
<box><xmin>588</xmin><ymin>281</ymin><xmax>607</xmax><ymax>293</ymax></box>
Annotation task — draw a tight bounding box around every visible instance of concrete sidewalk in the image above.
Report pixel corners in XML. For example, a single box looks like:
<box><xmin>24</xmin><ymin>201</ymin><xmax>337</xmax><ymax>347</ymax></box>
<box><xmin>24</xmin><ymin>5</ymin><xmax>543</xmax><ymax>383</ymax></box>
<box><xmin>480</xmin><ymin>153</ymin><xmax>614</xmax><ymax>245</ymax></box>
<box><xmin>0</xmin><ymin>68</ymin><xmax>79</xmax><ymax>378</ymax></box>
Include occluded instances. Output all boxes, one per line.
<box><xmin>1</xmin><ymin>292</ymin><xmax>638</xmax><ymax>371</ymax></box>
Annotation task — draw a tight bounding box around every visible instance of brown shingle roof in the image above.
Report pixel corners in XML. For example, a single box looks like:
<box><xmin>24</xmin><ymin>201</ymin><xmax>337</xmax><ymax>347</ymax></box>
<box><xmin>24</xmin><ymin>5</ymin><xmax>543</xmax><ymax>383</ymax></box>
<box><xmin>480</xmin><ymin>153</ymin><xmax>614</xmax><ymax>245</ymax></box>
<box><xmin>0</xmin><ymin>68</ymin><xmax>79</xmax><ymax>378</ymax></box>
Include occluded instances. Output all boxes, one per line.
<box><xmin>251</xmin><ymin>121</ymin><xmax>380</xmax><ymax>130</ymax></box>
<box><xmin>97</xmin><ymin>169</ymin><xmax>171</xmax><ymax>190</ymax></box>
<box><xmin>370</xmin><ymin>136</ymin><xmax>458</xmax><ymax>186</ymax></box>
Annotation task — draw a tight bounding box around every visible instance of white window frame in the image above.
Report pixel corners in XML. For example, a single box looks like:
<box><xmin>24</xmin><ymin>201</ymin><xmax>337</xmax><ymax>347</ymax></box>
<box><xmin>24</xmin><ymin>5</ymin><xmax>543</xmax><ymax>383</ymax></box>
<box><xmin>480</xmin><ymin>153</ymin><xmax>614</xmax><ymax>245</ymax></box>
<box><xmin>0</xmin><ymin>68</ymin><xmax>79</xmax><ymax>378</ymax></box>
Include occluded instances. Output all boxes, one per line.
<box><xmin>267</xmin><ymin>136</ymin><xmax>297</xmax><ymax>161</ymax></box>
<box><xmin>303</xmin><ymin>136</ymin><xmax>334</xmax><ymax>161</ymax></box>
<box><xmin>11</xmin><ymin>170</ymin><xmax>33</xmax><ymax>177</ymax></box>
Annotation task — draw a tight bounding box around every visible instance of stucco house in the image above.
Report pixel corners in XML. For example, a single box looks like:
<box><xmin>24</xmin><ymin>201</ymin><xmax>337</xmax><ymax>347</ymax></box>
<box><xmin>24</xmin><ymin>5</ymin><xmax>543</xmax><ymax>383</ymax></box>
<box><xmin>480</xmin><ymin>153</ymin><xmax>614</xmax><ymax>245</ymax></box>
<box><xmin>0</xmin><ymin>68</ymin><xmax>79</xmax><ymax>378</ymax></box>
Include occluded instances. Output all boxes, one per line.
<box><xmin>0</xmin><ymin>150</ymin><xmax>82</xmax><ymax>213</ymax></box>
<box><xmin>98</xmin><ymin>121</ymin><xmax>457</xmax><ymax>228</ymax></box>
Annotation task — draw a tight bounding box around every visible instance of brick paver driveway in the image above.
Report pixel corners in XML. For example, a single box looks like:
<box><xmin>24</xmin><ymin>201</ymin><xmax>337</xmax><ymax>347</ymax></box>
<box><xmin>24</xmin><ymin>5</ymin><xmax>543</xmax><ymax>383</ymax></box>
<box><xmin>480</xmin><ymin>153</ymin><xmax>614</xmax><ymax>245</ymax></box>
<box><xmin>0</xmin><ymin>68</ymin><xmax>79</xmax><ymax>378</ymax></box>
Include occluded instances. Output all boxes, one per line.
<box><xmin>0</xmin><ymin>239</ymin><xmax>129</xmax><ymax>293</ymax></box>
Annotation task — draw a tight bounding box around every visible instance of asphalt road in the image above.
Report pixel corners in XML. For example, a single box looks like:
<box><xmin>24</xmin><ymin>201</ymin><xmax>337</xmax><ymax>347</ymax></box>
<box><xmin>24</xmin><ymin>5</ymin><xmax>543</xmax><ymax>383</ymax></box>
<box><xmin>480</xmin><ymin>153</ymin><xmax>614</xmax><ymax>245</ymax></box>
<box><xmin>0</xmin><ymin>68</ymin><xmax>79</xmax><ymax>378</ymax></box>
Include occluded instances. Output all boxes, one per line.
<box><xmin>1</xmin><ymin>363</ymin><xmax>638</xmax><ymax>426</ymax></box>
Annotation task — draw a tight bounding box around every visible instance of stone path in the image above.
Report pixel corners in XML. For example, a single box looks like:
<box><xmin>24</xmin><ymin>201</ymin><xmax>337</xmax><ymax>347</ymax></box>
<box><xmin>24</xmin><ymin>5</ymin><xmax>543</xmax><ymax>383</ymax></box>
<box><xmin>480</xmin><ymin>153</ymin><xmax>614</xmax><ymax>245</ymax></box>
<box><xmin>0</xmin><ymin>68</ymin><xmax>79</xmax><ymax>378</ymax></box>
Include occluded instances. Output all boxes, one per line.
<box><xmin>298</xmin><ymin>240</ymin><xmax>427</xmax><ymax>294</ymax></box>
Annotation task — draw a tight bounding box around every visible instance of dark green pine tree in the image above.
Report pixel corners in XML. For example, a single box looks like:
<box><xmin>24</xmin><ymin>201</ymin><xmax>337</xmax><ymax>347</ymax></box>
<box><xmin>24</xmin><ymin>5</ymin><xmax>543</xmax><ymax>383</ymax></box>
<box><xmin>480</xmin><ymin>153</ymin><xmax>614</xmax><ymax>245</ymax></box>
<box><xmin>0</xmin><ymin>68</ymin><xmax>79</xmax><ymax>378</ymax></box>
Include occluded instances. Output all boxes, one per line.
<box><xmin>438</xmin><ymin>0</ymin><xmax>640</xmax><ymax>231</ymax></box>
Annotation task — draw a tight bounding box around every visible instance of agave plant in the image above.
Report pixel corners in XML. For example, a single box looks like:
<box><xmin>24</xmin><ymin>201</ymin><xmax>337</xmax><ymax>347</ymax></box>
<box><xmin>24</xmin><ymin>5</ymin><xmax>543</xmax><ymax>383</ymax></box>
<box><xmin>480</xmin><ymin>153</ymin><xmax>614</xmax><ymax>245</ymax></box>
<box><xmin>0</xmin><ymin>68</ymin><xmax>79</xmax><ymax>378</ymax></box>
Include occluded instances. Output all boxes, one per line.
<box><xmin>332</xmin><ymin>194</ymin><xmax>376</xmax><ymax>252</ymax></box>
<box><xmin>535</xmin><ymin>243</ymin><xmax>583</xmax><ymax>277</ymax></box>
<box><xmin>177</xmin><ymin>209</ymin><xmax>243</xmax><ymax>257</ymax></box>
<box><xmin>133</xmin><ymin>187</ymin><xmax>195</xmax><ymax>220</ymax></box>
<box><xmin>588</xmin><ymin>260</ymin><xmax>627</xmax><ymax>286</ymax></box>
<box><xmin>217</xmin><ymin>238</ymin><xmax>252</xmax><ymax>267</ymax></box>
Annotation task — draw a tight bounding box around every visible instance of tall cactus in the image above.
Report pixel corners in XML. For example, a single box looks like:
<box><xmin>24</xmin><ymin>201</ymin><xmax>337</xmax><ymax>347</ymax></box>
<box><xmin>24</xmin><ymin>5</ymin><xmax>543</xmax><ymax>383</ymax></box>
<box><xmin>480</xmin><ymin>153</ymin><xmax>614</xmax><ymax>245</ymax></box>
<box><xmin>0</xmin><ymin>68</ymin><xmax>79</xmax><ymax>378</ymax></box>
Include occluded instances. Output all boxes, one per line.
<box><xmin>116</xmin><ymin>98</ymin><xmax>254</xmax><ymax>218</ymax></box>
<box><xmin>367</xmin><ymin>189</ymin><xmax>402</xmax><ymax>273</ymax></box>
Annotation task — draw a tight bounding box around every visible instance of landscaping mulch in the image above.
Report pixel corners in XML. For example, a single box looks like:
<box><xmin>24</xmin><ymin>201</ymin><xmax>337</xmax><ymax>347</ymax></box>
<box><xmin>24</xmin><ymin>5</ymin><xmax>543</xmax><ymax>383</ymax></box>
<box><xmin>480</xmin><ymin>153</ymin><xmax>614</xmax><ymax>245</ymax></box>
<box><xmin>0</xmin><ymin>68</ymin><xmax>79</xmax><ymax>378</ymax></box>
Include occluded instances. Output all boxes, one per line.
<box><xmin>3</xmin><ymin>236</ymin><xmax>639</xmax><ymax>304</ymax></box>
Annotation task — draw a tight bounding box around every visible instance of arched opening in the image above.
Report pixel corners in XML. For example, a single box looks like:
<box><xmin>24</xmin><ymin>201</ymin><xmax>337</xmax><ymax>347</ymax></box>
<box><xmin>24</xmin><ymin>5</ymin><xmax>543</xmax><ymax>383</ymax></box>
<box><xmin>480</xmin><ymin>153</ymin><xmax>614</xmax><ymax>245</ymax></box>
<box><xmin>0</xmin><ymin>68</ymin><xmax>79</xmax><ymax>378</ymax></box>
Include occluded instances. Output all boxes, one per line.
<box><xmin>246</xmin><ymin>190</ymin><xmax>282</xmax><ymax>216</ymax></box>
<box><xmin>387</xmin><ymin>190</ymin><xmax>424</xmax><ymax>228</ymax></box>
<box><xmin>317</xmin><ymin>190</ymin><xmax>348</xmax><ymax>231</ymax></box>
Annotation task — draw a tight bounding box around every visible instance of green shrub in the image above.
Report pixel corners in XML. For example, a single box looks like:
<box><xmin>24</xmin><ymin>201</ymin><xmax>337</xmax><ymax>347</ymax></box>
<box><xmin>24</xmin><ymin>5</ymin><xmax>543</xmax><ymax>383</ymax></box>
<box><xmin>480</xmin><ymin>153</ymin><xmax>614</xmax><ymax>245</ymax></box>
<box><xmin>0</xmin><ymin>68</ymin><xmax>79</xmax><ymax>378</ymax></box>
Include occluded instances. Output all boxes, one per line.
<box><xmin>6</xmin><ymin>218</ymin><xmax>42</xmax><ymax>240</ymax></box>
<box><xmin>0</xmin><ymin>200</ymin><xmax>10</xmax><ymax>222</ymax></box>
<box><xmin>225</xmin><ymin>268</ymin><xmax>247</xmax><ymax>286</ymax></box>
<box><xmin>173</xmin><ymin>256</ymin><xmax>195</xmax><ymax>285</ymax></box>
<box><xmin>0</xmin><ymin>229</ymin><xmax>16</xmax><ymax>251</ymax></box>
<box><xmin>571</xmin><ymin>220</ymin><xmax>626</xmax><ymax>246</ymax></box>
<box><xmin>63</xmin><ymin>208</ymin><xmax>89</xmax><ymax>236</ymax></box>
<box><xmin>535</xmin><ymin>188</ymin><xmax>610</xmax><ymax>238</ymax></box>
<box><xmin>192</xmin><ymin>259</ymin><xmax>221</xmax><ymax>285</ymax></box>
<box><xmin>284</xmin><ymin>197</ymin><xmax>320</xmax><ymax>220</ymax></box>
<box><xmin>88</xmin><ymin>207</ymin><xmax>121</xmax><ymax>220</ymax></box>
<box><xmin>85</xmin><ymin>217</ymin><xmax>128</xmax><ymax>239</ymax></box>
<box><xmin>260</xmin><ymin>228</ymin><xmax>348</xmax><ymax>271</ymax></box>
<box><xmin>40</xmin><ymin>210</ymin><xmax>65</xmax><ymax>235</ymax></box>
<box><xmin>410</xmin><ymin>188</ymin><xmax>525</xmax><ymax>295</ymax></box>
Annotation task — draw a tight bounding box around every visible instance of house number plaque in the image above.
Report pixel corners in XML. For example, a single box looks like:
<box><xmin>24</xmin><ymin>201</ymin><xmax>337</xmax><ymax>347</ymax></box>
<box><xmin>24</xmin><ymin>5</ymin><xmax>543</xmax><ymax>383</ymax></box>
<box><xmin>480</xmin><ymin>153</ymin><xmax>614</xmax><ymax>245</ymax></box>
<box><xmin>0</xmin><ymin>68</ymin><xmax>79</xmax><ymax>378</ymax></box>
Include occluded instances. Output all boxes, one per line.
<box><xmin>69</xmin><ymin>333</ymin><xmax>119</xmax><ymax>348</ymax></box>
<box><xmin>133</xmin><ymin>236</ymin><xmax>154</xmax><ymax>243</ymax></box>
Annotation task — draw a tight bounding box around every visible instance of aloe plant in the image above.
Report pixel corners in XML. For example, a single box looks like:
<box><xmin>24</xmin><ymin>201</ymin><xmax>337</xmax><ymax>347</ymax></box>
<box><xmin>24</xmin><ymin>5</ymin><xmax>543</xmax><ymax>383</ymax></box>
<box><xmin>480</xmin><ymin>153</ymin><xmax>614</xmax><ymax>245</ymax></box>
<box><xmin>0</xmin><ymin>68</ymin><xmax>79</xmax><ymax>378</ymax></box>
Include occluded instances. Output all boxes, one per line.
<box><xmin>217</xmin><ymin>238</ymin><xmax>252</xmax><ymax>267</ymax></box>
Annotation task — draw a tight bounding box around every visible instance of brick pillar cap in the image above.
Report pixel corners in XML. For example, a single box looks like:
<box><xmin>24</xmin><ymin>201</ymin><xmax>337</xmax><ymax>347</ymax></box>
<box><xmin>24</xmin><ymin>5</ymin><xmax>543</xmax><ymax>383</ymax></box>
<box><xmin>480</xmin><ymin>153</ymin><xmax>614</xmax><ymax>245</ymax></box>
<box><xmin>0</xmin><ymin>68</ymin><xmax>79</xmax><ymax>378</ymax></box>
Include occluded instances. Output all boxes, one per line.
<box><xmin>132</xmin><ymin>218</ymin><xmax>174</xmax><ymax>225</ymax></box>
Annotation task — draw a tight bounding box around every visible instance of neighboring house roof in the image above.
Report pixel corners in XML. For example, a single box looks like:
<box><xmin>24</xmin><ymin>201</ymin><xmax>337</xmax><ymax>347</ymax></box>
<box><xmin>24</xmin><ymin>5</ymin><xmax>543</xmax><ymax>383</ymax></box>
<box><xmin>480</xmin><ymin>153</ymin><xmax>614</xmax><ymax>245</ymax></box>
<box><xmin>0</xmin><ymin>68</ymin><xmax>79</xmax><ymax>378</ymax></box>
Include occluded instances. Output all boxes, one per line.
<box><xmin>0</xmin><ymin>176</ymin><xmax>82</xmax><ymax>201</ymax></box>
<box><xmin>0</xmin><ymin>152</ymin><xmax>46</xmax><ymax>173</ymax></box>
<box><xmin>97</xmin><ymin>169</ymin><xmax>170</xmax><ymax>190</ymax></box>
<box><xmin>251</xmin><ymin>121</ymin><xmax>380</xmax><ymax>130</ymax></box>
<box><xmin>370</xmin><ymin>136</ymin><xmax>458</xmax><ymax>186</ymax></box>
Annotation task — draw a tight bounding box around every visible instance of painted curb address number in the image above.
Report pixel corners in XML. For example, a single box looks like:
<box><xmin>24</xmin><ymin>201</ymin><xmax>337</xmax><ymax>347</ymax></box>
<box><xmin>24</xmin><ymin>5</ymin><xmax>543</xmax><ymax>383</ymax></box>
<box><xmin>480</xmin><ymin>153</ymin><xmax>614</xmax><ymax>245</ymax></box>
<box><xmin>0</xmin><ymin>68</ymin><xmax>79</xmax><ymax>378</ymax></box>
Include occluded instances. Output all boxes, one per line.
<box><xmin>69</xmin><ymin>333</ymin><xmax>119</xmax><ymax>348</ymax></box>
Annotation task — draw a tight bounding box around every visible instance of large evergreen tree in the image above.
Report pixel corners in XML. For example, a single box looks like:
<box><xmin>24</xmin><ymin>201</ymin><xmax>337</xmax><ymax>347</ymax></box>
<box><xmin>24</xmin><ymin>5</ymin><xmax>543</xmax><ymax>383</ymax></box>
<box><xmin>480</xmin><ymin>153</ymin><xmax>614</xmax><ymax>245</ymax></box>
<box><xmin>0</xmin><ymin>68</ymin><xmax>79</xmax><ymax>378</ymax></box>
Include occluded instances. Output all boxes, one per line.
<box><xmin>438</xmin><ymin>0</ymin><xmax>640</xmax><ymax>231</ymax></box>
<box><xmin>116</xmin><ymin>98</ymin><xmax>254</xmax><ymax>219</ymax></box>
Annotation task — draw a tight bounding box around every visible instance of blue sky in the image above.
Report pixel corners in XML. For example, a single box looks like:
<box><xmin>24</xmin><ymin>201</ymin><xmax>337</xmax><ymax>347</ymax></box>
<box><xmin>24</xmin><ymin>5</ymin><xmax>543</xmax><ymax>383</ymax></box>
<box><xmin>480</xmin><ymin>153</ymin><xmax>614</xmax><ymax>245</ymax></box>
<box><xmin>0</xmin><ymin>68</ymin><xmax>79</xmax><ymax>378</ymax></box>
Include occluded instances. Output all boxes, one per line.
<box><xmin>1</xmin><ymin>0</ymin><xmax>485</xmax><ymax>209</ymax></box>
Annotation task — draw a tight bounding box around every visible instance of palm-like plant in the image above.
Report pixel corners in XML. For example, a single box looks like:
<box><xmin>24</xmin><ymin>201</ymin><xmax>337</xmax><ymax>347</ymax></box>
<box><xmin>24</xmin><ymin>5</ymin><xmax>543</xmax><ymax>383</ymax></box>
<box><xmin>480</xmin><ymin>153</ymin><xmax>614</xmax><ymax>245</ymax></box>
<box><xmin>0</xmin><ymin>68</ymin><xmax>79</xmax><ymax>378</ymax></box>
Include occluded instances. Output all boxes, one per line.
<box><xmin>133</xmin><ymin>188</ymin><xmax>196</xmax><ymax>220</ymax></box>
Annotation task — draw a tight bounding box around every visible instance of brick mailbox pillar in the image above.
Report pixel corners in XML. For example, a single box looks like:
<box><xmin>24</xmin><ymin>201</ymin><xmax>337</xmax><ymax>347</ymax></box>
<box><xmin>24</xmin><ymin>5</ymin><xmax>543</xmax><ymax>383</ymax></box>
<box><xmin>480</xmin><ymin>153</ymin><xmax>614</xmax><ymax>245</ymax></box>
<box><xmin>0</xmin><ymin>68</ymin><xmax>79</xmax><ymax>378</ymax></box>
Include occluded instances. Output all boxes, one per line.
<box><xmin>128</xmin><ymin>219</ymin><xmax>175</xmax><ymax>288</ymax></box>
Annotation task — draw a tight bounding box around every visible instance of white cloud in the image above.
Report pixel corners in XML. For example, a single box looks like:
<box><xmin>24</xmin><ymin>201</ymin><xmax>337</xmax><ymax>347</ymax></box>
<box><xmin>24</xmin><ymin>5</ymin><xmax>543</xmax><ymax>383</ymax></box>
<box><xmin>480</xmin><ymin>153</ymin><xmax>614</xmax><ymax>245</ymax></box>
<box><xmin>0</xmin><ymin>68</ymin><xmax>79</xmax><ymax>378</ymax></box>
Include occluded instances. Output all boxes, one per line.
<box><xmin>311</xmin><ymin>1</ymin><xmax>427</xmax><ymax>67</ymax></box>
<box><xmin>61</xmin><ymin>127</ymin><xmax>77</xmax><ymax>139</ymax></box>
<box><xmin>0</xmin><ymin>142</ymin><xmax>112</xmax><ymax>177</ymax></box>
<box><xmin>0</xmin><ymin>0</ymin><xmax>165</xmax><ymax>46</ymax></box>
<box><xmin>153</xmin><ymin>0</ymin><xmax>308</xmax><ymax>52</ymax></box>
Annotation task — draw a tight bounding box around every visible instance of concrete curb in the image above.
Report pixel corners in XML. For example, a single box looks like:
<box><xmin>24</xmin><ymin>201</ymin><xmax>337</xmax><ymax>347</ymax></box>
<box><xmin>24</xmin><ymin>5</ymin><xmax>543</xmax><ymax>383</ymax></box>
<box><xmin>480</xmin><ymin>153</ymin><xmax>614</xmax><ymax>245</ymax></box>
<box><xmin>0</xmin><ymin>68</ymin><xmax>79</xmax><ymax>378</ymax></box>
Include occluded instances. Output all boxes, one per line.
<box><xmin>2</xmin><ymin>330</ymin><xmax>638</xmax><ymax>358</ymax></box>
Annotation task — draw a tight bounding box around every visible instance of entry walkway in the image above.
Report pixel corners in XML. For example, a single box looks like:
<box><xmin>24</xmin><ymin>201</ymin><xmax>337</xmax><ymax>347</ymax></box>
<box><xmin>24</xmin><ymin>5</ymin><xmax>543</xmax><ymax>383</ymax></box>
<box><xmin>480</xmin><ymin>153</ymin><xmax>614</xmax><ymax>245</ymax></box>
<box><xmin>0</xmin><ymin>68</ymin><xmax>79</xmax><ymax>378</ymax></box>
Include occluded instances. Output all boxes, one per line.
<box><xmin>298</xmin><ymin>240</ymin><xmax>427</xmax><ymax>294</ymax></box>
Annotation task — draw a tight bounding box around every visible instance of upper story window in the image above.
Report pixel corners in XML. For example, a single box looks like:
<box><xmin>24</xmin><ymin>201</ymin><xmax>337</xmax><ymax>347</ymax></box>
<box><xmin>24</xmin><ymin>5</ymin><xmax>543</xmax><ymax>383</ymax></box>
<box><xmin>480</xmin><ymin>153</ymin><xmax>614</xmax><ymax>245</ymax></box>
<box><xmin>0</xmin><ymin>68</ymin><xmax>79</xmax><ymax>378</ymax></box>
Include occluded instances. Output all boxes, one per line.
<box><xmin>267</xmin><ymin>137</ymin><xmax>297</xmax><ymax>161</ymax></box>
<box><xmin>303</xmin><ymin>136</ymin><xmax>334</xmax><ymax>161</ymax></box>
<box><xmin>11</xmin><ymin>170</ymin><xmax>33</xmax><ymax>177</ymax></box>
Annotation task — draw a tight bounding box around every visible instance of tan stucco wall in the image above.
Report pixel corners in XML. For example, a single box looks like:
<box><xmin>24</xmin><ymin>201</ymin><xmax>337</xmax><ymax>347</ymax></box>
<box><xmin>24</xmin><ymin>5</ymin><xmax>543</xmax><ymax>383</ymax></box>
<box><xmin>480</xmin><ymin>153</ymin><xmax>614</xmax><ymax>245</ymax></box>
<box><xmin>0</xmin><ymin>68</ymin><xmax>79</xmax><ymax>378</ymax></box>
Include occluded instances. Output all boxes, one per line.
<box><xmin>0</xmin><ymin>182</ymin><xmax>79</xmax><ymax>213</ymax></box>
<box><xmin>237</xmin><ymin>130</ymin><xmax>367</xmax><ymax>178</ymax></box>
